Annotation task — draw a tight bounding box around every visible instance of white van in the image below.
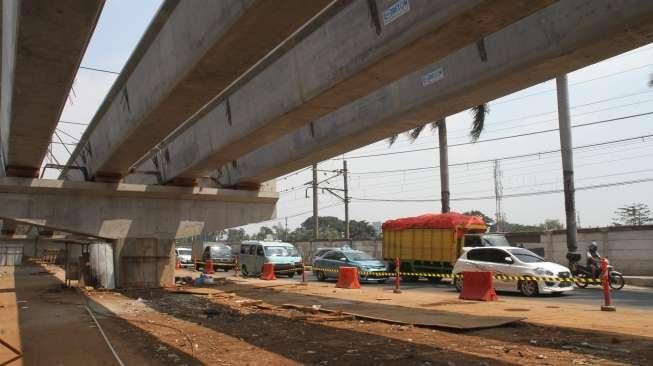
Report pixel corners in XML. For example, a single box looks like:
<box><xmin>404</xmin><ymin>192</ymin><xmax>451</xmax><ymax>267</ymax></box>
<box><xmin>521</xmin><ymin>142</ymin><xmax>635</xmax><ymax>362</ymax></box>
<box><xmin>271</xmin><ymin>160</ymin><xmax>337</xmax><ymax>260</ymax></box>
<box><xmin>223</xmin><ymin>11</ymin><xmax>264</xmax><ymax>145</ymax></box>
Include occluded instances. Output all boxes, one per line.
<box><xmin>238</xmin><ymin>240</ymin><xmax>303</xmax><ymax>278</ymax></box>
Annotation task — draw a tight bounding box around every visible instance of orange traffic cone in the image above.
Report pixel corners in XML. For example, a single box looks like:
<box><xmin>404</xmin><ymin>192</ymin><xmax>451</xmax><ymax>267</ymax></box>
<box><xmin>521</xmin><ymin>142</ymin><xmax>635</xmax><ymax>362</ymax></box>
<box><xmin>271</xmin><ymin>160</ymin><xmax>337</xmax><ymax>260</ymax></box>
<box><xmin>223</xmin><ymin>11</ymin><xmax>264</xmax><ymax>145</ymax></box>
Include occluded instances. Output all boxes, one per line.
<box><xmin>175</xmin><ymin>258</ymin><xmax>181</xmax><ymax>270</ymax></box>
<box><xmin>336</xmin><ymin>267</ymin><xmax>361</xmax><ymax>289</ymax></box>
<box><xmin>260</xmin><ymin>263</ymin><xmax>276</xmax><ymax>280</ymax></box>
<box><xmin>206</xmin><ymin>259</ymin><xmax>215</xmax><ymax>274</ymax></box>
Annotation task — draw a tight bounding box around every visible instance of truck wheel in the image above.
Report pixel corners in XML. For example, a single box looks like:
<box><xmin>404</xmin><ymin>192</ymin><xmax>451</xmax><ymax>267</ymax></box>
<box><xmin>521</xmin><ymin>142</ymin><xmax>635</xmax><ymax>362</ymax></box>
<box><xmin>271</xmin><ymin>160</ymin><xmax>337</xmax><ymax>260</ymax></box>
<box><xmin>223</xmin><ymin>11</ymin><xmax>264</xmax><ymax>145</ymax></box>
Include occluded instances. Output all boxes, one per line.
<box><xmin>453</xmin><ymin>277</ymin><xmax>463</xmax><ymax>292</ymax></box>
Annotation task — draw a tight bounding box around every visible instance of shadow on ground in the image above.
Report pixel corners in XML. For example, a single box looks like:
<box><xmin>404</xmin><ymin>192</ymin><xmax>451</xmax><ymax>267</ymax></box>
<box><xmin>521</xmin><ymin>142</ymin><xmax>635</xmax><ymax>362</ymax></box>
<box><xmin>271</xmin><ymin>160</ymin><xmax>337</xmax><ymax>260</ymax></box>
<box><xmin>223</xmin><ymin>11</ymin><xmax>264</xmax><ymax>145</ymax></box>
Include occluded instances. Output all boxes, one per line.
<box><xmin>9</xmin><ymin>262</ymin><xmax>204</xmax><ymax>365</ymax></box>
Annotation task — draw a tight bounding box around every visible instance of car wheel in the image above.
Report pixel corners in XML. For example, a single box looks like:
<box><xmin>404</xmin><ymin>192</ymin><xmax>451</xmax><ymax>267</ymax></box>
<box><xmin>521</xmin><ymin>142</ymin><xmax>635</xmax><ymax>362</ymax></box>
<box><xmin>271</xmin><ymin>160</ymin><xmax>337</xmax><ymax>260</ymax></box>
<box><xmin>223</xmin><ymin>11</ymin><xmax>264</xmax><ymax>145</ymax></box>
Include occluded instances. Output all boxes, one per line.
<box><xmin>316</xmin><ymin>270</ymin><xmax>326</xmax><ymax>282</ymax></box>
<box><xmin>241</xmin><ymin>265</ymin><xmax>249</xmax><ymax>277</ymax></box>
<box><xmin>287</xmin><ymin>272</ymin><xmax>295</xmax><ymax>278</ymax></box>
<box><xmin>519</xmin><ymin>280</ymin><xmax>539</xmax><ymax>296</ymax></box>
<box><xmin>453</xmin><ymin>277</ymin><xmax>463</xmax><ymax>292</ymax></box>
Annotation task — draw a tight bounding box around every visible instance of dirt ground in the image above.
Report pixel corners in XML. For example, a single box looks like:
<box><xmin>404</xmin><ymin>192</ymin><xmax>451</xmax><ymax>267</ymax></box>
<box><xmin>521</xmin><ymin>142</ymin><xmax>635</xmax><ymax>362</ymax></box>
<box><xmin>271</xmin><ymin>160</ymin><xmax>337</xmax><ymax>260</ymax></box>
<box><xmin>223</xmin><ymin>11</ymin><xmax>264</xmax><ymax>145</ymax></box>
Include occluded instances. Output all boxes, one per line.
<box><xmin>2</xmin><ymin>264</ymin><xmax>652</xmax><ymax>365</ymax></box>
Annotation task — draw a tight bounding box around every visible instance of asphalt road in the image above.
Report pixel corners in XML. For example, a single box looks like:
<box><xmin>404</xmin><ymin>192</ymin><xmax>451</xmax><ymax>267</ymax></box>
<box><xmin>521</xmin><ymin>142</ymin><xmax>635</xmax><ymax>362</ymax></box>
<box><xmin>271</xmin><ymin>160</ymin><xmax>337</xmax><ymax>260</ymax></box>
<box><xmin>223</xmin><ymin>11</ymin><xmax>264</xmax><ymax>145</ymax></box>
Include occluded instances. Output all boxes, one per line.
<box><xmin>196</xmin><ymin>269</ymin><xmax>653</xmax><ymax>311</ymax></box>
<box><xmin>395</xmin><ymin>280</ymin><xmax>653</xmax><ymax>309</ymax></box>
<box><xmin>284</xmin><ymin>272</ymin><xmax>653</xmax><ymax>310</ymax></box>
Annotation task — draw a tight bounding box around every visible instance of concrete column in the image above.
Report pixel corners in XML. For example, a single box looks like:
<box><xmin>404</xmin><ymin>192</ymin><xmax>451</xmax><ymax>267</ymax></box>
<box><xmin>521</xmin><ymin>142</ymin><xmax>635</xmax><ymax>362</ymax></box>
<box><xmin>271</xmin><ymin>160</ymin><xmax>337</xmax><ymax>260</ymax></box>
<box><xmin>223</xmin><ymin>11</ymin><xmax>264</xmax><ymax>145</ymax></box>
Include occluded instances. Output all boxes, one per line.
<box><xmin>114</xmin><ymin>238</ymin><xmax>175</xmax><ymax>288</ymax></box>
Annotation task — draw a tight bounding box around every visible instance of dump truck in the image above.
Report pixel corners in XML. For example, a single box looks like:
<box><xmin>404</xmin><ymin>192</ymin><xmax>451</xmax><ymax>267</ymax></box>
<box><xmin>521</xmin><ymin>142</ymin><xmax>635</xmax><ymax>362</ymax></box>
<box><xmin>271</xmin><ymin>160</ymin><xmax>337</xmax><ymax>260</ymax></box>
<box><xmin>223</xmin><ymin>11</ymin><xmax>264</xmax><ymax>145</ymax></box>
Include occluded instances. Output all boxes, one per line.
<box><xmin>382</xmin><ymin>212</ymin><xmax>509</xmax><ymax>281</ymax></box>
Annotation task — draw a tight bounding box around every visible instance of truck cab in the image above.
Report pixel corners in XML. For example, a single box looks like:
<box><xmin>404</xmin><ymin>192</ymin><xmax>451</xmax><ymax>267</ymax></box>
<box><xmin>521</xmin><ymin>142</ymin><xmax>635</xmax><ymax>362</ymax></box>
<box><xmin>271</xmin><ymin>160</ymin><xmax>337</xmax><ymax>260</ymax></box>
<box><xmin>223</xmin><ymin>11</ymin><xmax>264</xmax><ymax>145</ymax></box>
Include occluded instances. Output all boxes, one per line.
<box><xmin>463</xmin><ymin>233</ymin><xmax>510</xmax><ymax>247</ymax></box>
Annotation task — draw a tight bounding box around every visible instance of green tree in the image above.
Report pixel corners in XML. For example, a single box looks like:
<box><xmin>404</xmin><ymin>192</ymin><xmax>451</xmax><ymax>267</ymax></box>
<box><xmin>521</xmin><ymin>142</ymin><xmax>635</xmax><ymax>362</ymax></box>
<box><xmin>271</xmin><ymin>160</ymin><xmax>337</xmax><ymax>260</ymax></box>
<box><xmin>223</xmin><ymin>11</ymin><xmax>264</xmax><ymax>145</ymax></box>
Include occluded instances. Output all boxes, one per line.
<box><xmin>289</xmin><ymin>216</ymin><xmax>377</xmax><ymax>241</ymax></box>
<box><xmin>226</xmin><ymin>228</ymin><xmax>247</xmax><ymax>245</ymax></box>
<box><xmin>539</xmin><ymin>219</ymin><xmax>564</xmax><ymax>231</ymax></box>
<box><xmin>256</xmin><ymin>226</ymin><xmax>274</xmax><ymax>240</ymax></box>
<box><xmin>349</xmin><ymin>220</ymin><xmax>378</xmax><ymax>240</ymax></box>
<box><xmin>613</xmin><ymin>203</ymin><xmax>652</xmax><ymax>226</ymax></box>
<box><xmin>387</xmin><ymin>105</ymin><xmax>489</xmax><ymax>213</ymax></box>
<box><xmin>463</xmin><ymin>210</ymin><xmax>495</xmax><ymax>227</ymax></box>
<box><xmin>272</xmin><ymin>223</ymin><xmax>289</xmax><ymax>241</ymax></box>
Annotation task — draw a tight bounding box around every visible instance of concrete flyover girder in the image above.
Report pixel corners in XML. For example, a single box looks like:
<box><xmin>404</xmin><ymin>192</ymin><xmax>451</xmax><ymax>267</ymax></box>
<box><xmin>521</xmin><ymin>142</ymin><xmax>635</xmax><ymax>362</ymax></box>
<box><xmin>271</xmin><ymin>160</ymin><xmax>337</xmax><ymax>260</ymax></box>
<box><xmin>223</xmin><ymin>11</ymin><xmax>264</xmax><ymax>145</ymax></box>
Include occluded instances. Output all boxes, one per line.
<box><xmin>0</xmin><ymin>0</ymin><xmax>104</xmax><ymax>177</ymax></box>
<box><xmin>0</xmin><ymin>177</ymin><xmax>277</xmax><ymax>240</ymax></box>
<box><xmin>62</xmin><ymin>0</ymin><xmax>336</xmax><ymax>181</ymax></box>
<box><xmin>148</xmin><ymin>0</ymin><xmax>555</xmax><ymax>183</ymax></box>
<box><xmin>217</xmin><ymin>0</ymin><xmax>653</xmax><ymax>186</ymax></box>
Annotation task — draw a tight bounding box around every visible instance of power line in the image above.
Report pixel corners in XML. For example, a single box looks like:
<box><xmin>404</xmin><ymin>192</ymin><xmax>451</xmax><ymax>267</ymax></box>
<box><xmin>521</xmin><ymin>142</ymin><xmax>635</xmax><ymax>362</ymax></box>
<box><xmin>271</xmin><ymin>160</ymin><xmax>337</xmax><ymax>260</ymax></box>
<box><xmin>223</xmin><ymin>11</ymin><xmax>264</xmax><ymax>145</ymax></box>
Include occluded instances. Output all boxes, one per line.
<box><xmin>354</xmin><ymin>90</ymin><xmax>653</xmax><ymax>154</ymax></box>
<box><xmin>493</xmin><ymin>63</ymin><xmax>653</xmax><ymax>106</ymax></box>
<box><xmin>53</xmin><ymin>131</ymin><xmax>73</xmax><ymax>156</ymax></box>
<box><xmin>336</xmin><ymin>111</ymin><xmax>653</xmax><ymax>160</ymax></box>
<box><xmin>353</xmin><ymin>150</ymin><xmax>653</xmax><ymax>198</ymax></box>
<box><xmin>58</xmin><ymin>120</ymin><xmax>89</xmax><ymax>126</ymax></box>
<box><xmin>55</xmin><ymin>128</ymin><xmax>80</xmax><ymax>142</ymax></box>
<box><xmin>347</xmin><ymin>132</ymin><xmax>653</xmax><ymax>175</ymax></box>
<box><xmin>351</xmin><ymin>177</ymin><xmax>653</xmax><ymax>203</ymax></box>
<box><xmin>79</xmin><ymin>66</ymin><xmax>120</xmax><ymax>75</ymax></box>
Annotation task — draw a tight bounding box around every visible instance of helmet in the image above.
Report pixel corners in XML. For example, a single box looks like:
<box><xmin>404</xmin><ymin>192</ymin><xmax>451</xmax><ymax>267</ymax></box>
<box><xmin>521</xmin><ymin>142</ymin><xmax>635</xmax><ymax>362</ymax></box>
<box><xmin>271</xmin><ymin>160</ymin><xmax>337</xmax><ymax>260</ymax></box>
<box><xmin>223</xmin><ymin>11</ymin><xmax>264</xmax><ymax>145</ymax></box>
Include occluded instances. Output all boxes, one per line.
<box><xmin>588</xmin><ymin>242</ymin><xmax>598</xmax><ymax>252</ymax></box>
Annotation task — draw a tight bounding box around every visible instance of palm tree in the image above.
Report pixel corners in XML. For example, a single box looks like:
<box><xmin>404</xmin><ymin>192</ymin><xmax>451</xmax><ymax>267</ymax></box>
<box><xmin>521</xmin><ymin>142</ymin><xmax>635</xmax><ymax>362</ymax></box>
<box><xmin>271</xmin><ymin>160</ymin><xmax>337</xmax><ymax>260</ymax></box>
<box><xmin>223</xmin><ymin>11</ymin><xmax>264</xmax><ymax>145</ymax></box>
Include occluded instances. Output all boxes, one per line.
<box><xmin>387</xmin><ymin>104</ymin><xmax>489</xmax><ymax>213</ymax></box>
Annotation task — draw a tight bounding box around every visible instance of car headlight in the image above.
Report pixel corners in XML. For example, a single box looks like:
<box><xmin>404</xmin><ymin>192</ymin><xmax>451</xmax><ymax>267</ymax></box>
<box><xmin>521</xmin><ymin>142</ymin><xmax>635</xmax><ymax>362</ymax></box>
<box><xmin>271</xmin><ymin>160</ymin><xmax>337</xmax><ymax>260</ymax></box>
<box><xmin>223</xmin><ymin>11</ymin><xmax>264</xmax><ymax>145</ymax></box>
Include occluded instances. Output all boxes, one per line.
<box><xmin>534</xmin><ymin>268</ymin><xmax>554</xmax><ymax>276</ymax></box>
<box><xmin>360</xmin><ymin>266</ymin><xmax>370</xmax><ymax>271</ymax></box>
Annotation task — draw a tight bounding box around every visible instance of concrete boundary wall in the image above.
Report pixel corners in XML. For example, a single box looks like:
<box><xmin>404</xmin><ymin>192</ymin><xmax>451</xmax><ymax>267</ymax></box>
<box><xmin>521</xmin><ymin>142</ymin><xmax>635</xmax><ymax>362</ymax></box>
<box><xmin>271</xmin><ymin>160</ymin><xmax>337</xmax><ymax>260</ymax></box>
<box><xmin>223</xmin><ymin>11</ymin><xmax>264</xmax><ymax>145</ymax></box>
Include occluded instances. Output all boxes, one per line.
<box><xmin>517</xmin><ymin>226</ymin><xmax>653</xmax><ymax>276</ymax></box>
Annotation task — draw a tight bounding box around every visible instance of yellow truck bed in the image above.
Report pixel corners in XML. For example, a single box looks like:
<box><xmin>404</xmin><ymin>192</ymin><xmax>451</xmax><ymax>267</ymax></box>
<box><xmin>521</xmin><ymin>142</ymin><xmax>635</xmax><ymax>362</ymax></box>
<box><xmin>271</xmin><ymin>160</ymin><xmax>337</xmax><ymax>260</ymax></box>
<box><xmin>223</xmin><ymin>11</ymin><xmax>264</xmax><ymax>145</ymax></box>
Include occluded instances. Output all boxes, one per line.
<box><xmin>382</xmin><ymin>228</ymin><xmax>461</xmax><ymax>263</ymax></box>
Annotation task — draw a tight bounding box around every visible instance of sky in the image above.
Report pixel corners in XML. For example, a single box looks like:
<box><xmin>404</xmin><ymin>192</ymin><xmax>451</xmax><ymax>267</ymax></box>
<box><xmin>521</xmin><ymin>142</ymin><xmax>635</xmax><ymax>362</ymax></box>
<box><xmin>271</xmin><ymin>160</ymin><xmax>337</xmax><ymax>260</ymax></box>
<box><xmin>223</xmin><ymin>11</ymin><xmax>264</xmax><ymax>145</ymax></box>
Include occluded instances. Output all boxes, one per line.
<box><xmin>47</xmin><ymin>1</ymin><xmax>653</xmax><ymax>235</ymax></box>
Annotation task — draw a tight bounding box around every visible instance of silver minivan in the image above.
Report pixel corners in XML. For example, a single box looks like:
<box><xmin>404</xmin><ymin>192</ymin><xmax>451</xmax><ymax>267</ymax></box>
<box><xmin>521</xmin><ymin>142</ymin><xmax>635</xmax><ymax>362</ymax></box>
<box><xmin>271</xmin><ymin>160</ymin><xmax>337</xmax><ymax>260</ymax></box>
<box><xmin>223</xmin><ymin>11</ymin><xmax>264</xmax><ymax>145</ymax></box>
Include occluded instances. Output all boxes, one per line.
<box><xmin>238</xmin><ymin>240</ymin><xmax>303</xmax><ymax>278</ymax></box>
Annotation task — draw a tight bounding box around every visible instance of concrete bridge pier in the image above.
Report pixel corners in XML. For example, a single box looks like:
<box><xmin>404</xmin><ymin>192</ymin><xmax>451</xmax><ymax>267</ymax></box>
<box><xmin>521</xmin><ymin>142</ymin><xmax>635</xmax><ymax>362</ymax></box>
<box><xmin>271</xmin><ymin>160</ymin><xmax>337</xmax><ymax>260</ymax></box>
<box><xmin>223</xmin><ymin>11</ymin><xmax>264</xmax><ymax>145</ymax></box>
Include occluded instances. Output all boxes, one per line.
<box><xmin>113</xmin><ymin>238</ymin><xmax>176</xmax><ymax>288</ymax></box>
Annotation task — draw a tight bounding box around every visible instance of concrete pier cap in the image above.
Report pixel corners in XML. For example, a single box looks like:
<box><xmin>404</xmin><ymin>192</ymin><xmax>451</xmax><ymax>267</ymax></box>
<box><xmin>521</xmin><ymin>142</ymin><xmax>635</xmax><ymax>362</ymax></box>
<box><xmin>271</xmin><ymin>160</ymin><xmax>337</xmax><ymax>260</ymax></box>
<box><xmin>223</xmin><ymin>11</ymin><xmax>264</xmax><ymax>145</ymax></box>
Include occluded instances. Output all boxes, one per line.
<box><xmin>0</xmin><ymin>177</ymin><xmax>277</xmax><ymax>287</ymax></box>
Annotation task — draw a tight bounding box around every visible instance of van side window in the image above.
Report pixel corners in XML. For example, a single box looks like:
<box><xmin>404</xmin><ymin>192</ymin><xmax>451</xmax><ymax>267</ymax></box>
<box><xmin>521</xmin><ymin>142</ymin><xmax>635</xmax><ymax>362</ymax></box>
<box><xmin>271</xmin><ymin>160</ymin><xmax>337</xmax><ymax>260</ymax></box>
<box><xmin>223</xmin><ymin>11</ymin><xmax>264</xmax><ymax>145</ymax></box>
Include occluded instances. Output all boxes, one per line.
<box><xmin>240</xmin><ymin>245</ymin><xmax>248</xmax><ymax>255</ymax></box>
<box><xmin>249</xmin><ymin>245</ymin><xmax>256</xmax><ymax>255</ymax></box>
<box><xmin>257</xmin><ymin>246</ymin><xmax>264</xmax><ymax>256</ymax></box>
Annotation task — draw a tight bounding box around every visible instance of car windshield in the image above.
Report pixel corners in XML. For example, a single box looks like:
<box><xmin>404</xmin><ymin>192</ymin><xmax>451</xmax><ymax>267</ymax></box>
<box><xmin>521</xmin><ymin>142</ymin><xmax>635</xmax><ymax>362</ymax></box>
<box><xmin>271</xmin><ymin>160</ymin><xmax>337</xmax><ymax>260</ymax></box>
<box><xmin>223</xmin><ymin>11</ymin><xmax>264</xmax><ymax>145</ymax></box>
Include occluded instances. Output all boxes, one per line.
<box><xmin>264</xmin><ymin>246</ymin><xmax>299</xmax><ymax>257</ymax></box>
<box><xmin>508</xmin><ymin>248</ymin><xmax>545</xmax><ymax>263</ymax></box>
<box><xmin>482</xmin><ymin>235</ymin><xmax>510</xmax><ymax>246</ymax></box>
<box><xmin>211</xmin><ymin>246</ymin><xmax>231</xmax><ymax>255</ymax></box>
<box><xmin>177</xmin><ymin>249</ymin><xmax>191</xmax><ymax>255</ymax></box>
<box><xmin>345</xmin><ymin>252</ymin><xmax>375</xmax><ymax>261</ymax></box>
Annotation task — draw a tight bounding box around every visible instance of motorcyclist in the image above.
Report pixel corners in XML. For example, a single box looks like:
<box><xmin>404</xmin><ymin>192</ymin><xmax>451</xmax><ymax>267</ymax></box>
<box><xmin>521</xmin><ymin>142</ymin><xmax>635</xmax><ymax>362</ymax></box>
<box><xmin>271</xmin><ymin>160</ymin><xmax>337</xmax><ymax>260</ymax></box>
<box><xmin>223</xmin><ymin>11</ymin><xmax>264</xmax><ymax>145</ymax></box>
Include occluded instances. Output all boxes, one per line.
<box><xmin>586</xmin><ymin>241</ymin><xmax>601</xmax><ymax>277</ymax></box>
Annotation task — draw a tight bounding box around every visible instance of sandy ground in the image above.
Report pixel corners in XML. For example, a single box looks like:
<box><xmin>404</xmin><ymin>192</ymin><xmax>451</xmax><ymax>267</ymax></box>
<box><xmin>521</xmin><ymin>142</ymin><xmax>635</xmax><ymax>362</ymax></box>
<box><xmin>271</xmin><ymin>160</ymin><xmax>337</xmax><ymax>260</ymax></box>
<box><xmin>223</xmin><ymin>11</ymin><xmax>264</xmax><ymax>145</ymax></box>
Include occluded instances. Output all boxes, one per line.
<box><xmin>2</xmin><ymin>264</ymin><xmax>652</xmax><ymax>365</ymax></box>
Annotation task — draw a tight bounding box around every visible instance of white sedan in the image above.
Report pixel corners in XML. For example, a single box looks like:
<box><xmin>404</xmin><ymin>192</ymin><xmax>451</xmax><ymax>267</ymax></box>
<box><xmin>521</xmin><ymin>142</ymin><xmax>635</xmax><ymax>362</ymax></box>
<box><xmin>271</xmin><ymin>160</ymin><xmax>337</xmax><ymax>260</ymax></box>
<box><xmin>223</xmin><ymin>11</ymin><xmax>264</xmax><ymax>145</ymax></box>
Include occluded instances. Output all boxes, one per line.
<box><xmin>452</xmin><ymin>246</ymin><xmax>574</xmax><ymax>296</ymax></box>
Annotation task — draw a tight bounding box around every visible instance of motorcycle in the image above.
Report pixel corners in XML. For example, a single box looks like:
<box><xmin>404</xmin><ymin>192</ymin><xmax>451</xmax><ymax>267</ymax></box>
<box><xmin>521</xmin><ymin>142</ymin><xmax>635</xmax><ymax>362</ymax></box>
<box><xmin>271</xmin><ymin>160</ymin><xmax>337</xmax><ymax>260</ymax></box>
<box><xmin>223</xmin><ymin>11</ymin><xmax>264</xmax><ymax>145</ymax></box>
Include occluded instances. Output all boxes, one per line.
<box><xmin>569</xmin><ymin>259</ymin><xmax>624</xmax><ymax>290</ymax></box>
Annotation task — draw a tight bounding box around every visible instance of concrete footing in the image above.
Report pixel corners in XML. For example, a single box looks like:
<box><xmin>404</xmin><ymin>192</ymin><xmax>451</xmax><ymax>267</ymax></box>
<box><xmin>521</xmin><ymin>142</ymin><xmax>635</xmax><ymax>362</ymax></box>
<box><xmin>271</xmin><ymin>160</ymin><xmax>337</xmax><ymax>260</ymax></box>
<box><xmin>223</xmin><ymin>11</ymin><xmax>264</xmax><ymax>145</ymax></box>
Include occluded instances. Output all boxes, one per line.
<box><xmin>114</xmin><ymin>238</ymin><xmax>175</xmax><ymax>288</ymax></box>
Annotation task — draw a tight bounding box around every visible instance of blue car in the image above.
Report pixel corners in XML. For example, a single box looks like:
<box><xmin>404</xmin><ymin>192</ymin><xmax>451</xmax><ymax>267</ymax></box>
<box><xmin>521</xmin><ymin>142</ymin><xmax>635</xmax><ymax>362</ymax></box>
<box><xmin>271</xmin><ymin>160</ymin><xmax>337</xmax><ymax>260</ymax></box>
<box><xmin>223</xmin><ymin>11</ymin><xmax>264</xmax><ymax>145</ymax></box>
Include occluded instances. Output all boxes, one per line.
<box><xmin>313</xmin><ymin>249</ymin><xmax>388</xmax><ymax>283</ymax></box>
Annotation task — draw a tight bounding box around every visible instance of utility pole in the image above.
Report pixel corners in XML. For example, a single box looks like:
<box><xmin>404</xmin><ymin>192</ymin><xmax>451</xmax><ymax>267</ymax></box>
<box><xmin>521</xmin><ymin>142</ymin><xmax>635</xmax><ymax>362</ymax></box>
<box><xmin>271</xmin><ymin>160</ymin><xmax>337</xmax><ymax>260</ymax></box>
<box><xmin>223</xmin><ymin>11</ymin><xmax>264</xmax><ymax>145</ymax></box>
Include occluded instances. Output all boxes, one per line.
<box><xmin>556</xmin><ymin>74</ymin><xmax>578</xmax><ymax>257</ymax></box>
<box><xmin>312</xmin><ymin>163</ymin><xmax>319</xmax><ymax>241</ymax></box>
<box><xmin>310</xmin><ymin>162</ymin><xmax>349</xmax><ymax>240</ymax></box>
<box><xmin>285</xmin><ymin>217</ymin><xmax>288</xmax><ymax>241</ymax></box>
<box><xmin>493</xmin><ymin>159</ymin><xmax>503</xmax><ymax>232</ymax></box>
<box><xmin>343</xmin><ymin>160</ymin><xmax>350</xmax><ymax>241</ymax></box>
<box><xmin>437</xmin><ymin>119</ymin><xmax>450</xmax><ymax>213</ymax></box>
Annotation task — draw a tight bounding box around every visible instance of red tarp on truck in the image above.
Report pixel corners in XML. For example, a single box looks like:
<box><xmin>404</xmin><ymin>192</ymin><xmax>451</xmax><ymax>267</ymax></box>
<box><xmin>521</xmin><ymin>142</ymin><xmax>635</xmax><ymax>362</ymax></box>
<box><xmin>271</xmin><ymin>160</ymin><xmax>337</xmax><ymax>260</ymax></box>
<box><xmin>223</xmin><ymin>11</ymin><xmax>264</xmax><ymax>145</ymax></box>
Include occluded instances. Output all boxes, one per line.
<box><xmin>382</xmin><ymin>212</ymin><xmax>486</xmax><ymax>231</ymax></box>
